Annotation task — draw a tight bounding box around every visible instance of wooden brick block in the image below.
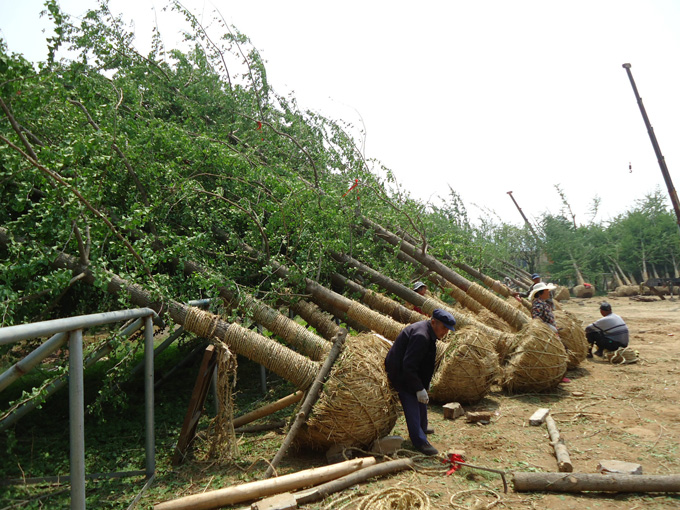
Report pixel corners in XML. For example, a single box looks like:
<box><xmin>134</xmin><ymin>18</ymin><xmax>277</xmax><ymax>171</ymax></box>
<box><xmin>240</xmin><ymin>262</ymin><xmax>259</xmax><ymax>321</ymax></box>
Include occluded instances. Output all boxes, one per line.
<box><xmin>443</xmin><ymin>402</ymin><xmax>465</xmax><ymax>420</ymax></box>
<box><xmin>465</xmin><ymin>411</ymin><xmax>493</xmax><ymax>423</ymax></box>
<box><xmin>529</xmin><ymin>408</ymin><xmax>550</xmax><ymax>426</ymax></box>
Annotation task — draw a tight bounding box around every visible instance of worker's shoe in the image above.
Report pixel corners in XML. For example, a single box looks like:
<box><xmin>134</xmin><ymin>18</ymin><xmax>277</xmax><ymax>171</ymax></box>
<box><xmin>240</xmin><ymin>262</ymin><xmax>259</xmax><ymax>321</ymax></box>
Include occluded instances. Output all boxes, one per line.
<box><xmin>425</xmin><ymin>426</ymin><xmax>435</xmax><ymax>435</ymax></box>
<box><xmin>415</xmin><ymin>442</ymin><xmax>439</xmax><ymax>456</ymax></box>
<box><xmin>587</xmin><ymin>347</ymin><xmax>594</xmax><ymax>358</ymax></box>
<box><xmin>594</xmin><ymin>348</ymin><xmax>604</xmax><ymax>357</ymax></box>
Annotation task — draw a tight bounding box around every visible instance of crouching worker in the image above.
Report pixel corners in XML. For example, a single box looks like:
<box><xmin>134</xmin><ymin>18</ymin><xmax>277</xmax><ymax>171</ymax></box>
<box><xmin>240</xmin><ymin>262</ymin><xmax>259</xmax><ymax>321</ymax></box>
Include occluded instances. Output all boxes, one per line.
<box><xmin>585</xmin><ymin>302</ymin><xmax>629</xmax><ymax>358</ymax></box>
<box><xmin>384</xmin><ymin>309</ymin><xmax>456</xmax><ymax>456</ymax></box>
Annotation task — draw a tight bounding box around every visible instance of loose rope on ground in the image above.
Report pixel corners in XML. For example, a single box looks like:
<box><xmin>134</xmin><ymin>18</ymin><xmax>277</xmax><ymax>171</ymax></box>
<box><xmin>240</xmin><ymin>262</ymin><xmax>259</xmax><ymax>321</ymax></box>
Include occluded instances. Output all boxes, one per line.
<box><xmin>449</xmin><ymin>488</ymin><xmax>502</xmax><ymax>509</ymax></box>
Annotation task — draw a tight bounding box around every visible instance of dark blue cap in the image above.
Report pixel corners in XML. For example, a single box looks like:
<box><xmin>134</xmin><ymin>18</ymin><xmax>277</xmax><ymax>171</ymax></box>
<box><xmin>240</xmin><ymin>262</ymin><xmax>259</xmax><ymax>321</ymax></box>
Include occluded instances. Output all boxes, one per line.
<box><xmin>531</xmin><ymin>273</ymin><xmax>540</xmax><ymax>280</ymax></box>
<box><xmin>432</xmin><ymin>309</ymin><xmax>456</xmax><ymax>331</ymax></box>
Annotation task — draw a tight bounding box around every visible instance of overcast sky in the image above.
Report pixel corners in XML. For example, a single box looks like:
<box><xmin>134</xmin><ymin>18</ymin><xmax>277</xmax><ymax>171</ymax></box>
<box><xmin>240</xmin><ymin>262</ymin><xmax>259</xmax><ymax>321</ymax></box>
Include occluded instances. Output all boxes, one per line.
<box><xmin>2</xmin><ymin>0</ymin><xmax>680</xmax><ymax>227</ymax></box>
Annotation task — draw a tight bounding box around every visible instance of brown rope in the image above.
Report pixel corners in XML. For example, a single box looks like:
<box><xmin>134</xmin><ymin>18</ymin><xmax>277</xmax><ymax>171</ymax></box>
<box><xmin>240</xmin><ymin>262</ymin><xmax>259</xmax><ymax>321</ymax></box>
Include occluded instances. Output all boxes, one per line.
<box><xmin>184</xmin><ymin>306</ymin><xmax>219</xmax><ymax>339</ymax></box>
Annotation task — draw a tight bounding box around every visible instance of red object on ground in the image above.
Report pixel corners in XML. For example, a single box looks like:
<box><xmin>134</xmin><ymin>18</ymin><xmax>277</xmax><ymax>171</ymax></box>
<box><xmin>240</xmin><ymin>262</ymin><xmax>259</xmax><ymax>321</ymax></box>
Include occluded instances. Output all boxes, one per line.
<box><xmin>443</xmin><ymin>453</ymin><xmax>465</xmax><ymax>475</ymax></box>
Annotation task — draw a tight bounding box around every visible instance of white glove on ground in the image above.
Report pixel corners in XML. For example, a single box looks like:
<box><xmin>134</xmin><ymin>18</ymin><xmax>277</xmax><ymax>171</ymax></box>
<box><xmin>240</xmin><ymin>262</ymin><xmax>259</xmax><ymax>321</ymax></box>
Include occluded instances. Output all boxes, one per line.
<box><xmin>416</xmin><ymin>389</ymin><xmax>429</xmax><ymax>404</ymax></box>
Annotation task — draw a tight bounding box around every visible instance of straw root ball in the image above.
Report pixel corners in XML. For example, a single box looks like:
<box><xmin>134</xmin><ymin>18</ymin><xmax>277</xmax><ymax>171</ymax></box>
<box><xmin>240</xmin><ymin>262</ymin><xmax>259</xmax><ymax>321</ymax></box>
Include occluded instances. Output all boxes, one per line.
<box><xmin>295</xmin><ymin>333</ymin><xmax>399</xmax><ymax>450</ymax></box>
<box><xmin>430</xmin><ymin>327</ymin><xmax>500</xmax><ymax>404</ymax></box>
<box><xmin>553</xmin><ymin>286</ymin><xmax>571</xmax><ymax>301</ymax></box>
<box><xmin>476</xmin><ymin>308</ymin><xmax>516</xmax><ymax>333</ymax></box>
<box><xmin>501</xmin><ymin>319</ymin><xmax>567</xmax><ymax>393</ymax></box>
<box><xmin>614</xmin><ymin>285</ymin><xmax>640</xmax><ymax>297</ymax></box>
<box><xmin>572</xmin><ymin>284</ymin><xmax>595</xmax><ymax>298</ymax></box>
<box><xmin>554</xmin><ymin>309</ymin><xmax>588</xmax><ymax>368</ymax></box>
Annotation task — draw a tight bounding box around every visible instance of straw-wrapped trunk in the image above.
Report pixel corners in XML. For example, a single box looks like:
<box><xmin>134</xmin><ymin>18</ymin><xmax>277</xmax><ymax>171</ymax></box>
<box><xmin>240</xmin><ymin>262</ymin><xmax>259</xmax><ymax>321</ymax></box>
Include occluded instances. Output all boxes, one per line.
<box><xmin>2</xmin><ymin>229</ymin><xmax>398</xmax><ymax>450</ymax></box>
<box><xmin>362</xmin><ymin>217</ymin><xmax>530</xmax><ymax>332</ymax></box>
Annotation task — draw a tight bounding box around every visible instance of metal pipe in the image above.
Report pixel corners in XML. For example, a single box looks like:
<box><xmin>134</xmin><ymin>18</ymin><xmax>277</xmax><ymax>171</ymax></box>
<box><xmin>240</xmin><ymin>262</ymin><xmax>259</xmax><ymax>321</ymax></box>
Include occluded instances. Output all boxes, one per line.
<box><xmin>69</xmin><ymin>329</ymin><xmax>86</xmax><ymax>510</ymax></box>
<box><xmin>0</xmin><ymin>331</ymin><xmax>68</xmax><ymax>392</ymax></box>
<box><xmin>130</xmin><ymin>326</ymin><xmax>184</xmax><ymax>377</ymax></box>
<box><xmin>0</xmin><ymin>319</ymin><xmax>144</xmax><ymax>431</ymax></box>
<box><xmin>0</xmin><ymin>308</ymin><xmax>157</xmax><ymax>345</ymax></box>
<box><xmin>144</xmin><ymin>315</ymin><xmax>155</xmax><ymax>478</ymax></box>
<box><xmin>622</xmin><ymin>63</ymin><xmax>680</xmax><ymax>236</ymax></box>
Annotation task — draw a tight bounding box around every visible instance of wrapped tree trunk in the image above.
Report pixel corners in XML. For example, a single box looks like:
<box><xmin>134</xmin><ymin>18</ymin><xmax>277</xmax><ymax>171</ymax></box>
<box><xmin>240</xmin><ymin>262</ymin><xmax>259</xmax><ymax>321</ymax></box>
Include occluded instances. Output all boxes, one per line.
<box><xmin>2</xmin><ymin>228</ymin><xmax>398</xmax><ymax>450</ymax></box>
<box><xmin>362</xmin><ymin>217</ymin><xmax>529</xmax><ymax>331</ymax></box>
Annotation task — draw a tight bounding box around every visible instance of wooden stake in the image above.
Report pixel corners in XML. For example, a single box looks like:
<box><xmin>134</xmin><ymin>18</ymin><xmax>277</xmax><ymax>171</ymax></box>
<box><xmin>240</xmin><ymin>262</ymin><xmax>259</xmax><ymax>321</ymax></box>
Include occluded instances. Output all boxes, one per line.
<box><xmin>154</xmin><ymin>457</ymin><xmax>376</xmax><ymax>510</ymax></box>
<box><xmin>264</xmin><ymin>329</ymin><xmax>348</xmax><ymax>478</ymax></box>
<box><xmin>545</xmin><ymin>415</ymin><xmax>573</xmax><ymax>472</ymax></box>
<box><xmin>232</xmin><ymin>391</ymin><xmax>303</xmax><ymax>428</ymax></box>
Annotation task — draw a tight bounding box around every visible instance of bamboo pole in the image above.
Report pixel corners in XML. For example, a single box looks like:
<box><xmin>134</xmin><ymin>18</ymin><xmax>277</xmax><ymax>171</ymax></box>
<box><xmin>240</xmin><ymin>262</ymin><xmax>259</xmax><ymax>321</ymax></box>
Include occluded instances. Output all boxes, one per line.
<box><xmin>513</xmin><ymin>472</ymin><xmax>680</xmax><ymax>493</ymax></box>
<box><xmin>232</xmin><ymin>391</ymin><xmax>303</xmax><ymax>429</ymax></box>
<box><xmin>154</xmin><ymin>457</ymin><xmax>377</xmax><ymax>510</ymax></box>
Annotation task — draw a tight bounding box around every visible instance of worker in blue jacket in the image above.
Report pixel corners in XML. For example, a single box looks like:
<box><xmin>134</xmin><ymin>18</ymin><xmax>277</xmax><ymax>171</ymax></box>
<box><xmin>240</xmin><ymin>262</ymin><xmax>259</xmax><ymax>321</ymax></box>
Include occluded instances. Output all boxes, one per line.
<box><xmin>384</xmin><ymin>308</ymin><xmax>456</xmax><ymax>456</ymax></box>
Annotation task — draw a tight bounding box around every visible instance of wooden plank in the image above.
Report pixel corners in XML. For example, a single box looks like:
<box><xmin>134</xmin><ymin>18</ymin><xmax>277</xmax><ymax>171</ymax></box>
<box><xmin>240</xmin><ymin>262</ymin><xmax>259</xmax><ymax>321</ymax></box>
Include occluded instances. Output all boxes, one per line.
<box><xmin>529</xmin><ymin>408</ymin><xmax>550</xmax><ymax>426</ymax></box>
<box><xmin>172</xmin><ymin>345</ymin><xmax>218</xmax><ymax>466</ymax></box>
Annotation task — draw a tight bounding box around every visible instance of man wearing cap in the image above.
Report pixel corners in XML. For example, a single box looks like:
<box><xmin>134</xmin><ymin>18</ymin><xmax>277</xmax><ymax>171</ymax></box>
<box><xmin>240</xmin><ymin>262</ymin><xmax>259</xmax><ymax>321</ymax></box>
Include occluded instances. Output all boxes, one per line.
<box><xmin>384</xmin><ymin>308</ymin><xmax>456</xmax><ymax>456</ymax></box>
<box><xmin>411</xmin><ymin>281</ymin><xmax>428</xmax><ymax>314</ymax></box>
<box><xmin>585</xmin><ymin>302</ymin><xmax>629</xmax><ymax>357</ymax></box>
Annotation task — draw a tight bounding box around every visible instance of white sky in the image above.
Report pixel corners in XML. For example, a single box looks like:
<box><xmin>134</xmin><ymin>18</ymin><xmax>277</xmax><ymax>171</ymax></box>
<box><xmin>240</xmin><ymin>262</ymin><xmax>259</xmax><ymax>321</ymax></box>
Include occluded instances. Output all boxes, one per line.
<box><xmin>2</xmin><ymin>0</ymin><xmax>680</xmax><ymax>227</ymax></box>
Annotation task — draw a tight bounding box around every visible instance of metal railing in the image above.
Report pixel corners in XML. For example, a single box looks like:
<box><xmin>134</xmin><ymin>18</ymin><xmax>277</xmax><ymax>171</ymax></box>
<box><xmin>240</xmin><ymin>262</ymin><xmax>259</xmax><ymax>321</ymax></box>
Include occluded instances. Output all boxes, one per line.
<box><xmin>0</xmin><ymin>308</ymin><xmax>158</xmax><ymax>510</ymax></box>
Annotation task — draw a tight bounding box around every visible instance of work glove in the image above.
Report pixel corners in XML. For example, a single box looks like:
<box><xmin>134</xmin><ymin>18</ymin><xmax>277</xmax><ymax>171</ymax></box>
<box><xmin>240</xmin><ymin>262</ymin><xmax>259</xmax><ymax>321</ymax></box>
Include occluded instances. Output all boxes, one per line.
<box><xmin>416</xmin><ymin>389</ymin><xmax>429</xmax><ymax>404</ymax></box>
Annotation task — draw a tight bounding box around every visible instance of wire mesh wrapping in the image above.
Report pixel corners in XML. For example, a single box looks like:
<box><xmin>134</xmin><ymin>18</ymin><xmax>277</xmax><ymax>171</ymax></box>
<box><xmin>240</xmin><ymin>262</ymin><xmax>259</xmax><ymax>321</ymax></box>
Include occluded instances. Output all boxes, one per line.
<box><xmin>430</xmin><ymin>327</ymin><xmax>500</xmax><ymax>404</ymax></box>
<box><xmin>362</xmin><ymin>289</ymin><xmax>427</xmax><ymax>323</ymax></box>
<box><xmin>205</xmin><ymin>342</ymin><xmax>238</xmax><ymax>461</ymax></box>
<box><xmin>554</xmin><ymin>309</ymin><xmax>589</xmax><ymax>368</ymax></box>
<box><xmin>346</xmin><ymin>302</ymin><xmax>404</xmax><ymax>341</ymax></box>
<box><xmin>295</xmin><ymin>333</ymin><xmax>399</xmax><ymax>450</ymax></box>
<box><xmin>501</xmin><ymin>319</ymin><xmax>568</xmax><ymax>393</ymax></box>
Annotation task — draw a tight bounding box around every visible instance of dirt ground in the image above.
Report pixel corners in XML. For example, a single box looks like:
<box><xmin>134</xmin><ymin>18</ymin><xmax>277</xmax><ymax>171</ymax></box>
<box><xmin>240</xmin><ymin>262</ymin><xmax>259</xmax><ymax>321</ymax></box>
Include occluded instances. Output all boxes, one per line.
<box><xmin>344</xmin><ymin>296</ymin><xmax>680</xmax><ymax>509</ymax></box>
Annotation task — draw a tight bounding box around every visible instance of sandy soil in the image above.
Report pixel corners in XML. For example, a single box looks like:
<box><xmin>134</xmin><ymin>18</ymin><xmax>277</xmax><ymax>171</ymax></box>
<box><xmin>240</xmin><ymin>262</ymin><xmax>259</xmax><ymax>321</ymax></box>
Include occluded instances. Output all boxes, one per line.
<box><xmin>357</xmin><ymin>296</ymin><xmax>680</xmax><ymax>509</ymax></box>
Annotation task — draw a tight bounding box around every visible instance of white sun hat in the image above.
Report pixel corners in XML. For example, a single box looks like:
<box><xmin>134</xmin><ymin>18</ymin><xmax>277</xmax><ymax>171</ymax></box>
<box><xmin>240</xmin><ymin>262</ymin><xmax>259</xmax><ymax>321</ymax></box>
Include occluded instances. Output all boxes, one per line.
<box><xmin>528</xmin><ymin>282</ymin><xmax>557</xmax><ymax>301</ymax></box>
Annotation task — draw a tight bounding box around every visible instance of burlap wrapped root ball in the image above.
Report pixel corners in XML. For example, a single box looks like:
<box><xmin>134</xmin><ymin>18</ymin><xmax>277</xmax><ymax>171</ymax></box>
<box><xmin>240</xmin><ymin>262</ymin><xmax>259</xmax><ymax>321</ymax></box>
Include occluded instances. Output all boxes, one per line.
<box><xmin>502</xmin><ymin>319</ymin><xmax>568</xmax><ymax>393</ymax></box>
<box><xmin>553</xmin><ymin>285</ymin><xmax>570</xmax><ymax>301</ymax></box>
<box><xmin>554</xmin><ymin>309</ymin><xmax>588</xmax><ymax>368</ymax></box>
<box><xmin>614</xmin><ymin>285</ymin><xmax>640</xmax><ymax>297</ymax></box>
<box><xmin>572</xmin><ymin>284</ymin><xmax>595</xmax><ymax>298</ymax></box>
<box><xmin>295</xmin><ymin>334</ymin><xmax>399</xmax><ymax>450</ymax></box>
<box><xmin>475</xmin><ymin>308</ymin><xmax>516</xmax><ymax>333</ymax></box>
<box><xmin>429</xmin><ymin>327</ymin><xmax>500</xmax><ymax>404</ymax></box>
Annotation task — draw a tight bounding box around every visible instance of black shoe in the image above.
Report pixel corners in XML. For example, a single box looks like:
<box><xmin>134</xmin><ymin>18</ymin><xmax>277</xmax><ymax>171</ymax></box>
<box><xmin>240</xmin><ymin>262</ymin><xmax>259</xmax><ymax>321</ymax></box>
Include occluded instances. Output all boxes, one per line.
<box><xmin>587</xmin><ymin>352</ymin><xmax>594</xmax><ymax>359</ymax></box>
<box><xmin>594</xmin><ymin>348</ymin><xmax>604</xmax><ymax>357</ymax></box>
<box><xmin>425</xmin><ymin>426</ymin><xmax>435</xmax><ymax>435</ymax></box>
<box><xmin>415</xmin><ymin>442</ymin><xmax>439</xmax><ymax>456</ymax></box>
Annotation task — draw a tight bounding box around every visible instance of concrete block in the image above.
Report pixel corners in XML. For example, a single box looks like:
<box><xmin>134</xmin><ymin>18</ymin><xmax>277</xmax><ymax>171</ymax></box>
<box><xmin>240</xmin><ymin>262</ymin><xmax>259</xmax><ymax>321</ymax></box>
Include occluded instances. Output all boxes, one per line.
<box><xmin>443</xmin><ymin>402</ymin><xmax>465</xmax><ymax>420</ymax></box>
<box><xmin>370</xmin><ymin>435</ymin><xmax>403</xmax><ymax>455</ymax></box>
<box><xmin>251</xmin><ymin>492</ymin><xmax>297</xmax><ymax>510</ymax></box>
<box><xmin>597</xmin><ymin>459</ymin><xmax>643</xmax><ymax>475</ymax></box>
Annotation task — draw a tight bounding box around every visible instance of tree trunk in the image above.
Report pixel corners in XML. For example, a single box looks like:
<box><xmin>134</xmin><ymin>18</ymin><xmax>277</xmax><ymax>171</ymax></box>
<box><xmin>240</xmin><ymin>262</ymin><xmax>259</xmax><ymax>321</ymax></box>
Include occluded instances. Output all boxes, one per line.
<box><xmin>512</xmin><ymin>472</ymin><xmax>680</xmax><ymax>493</ymax></box>
<box><xmin>362</xmin><ymin>217</ymin><xmax>529</xmax><ymax>331</ymax></box>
